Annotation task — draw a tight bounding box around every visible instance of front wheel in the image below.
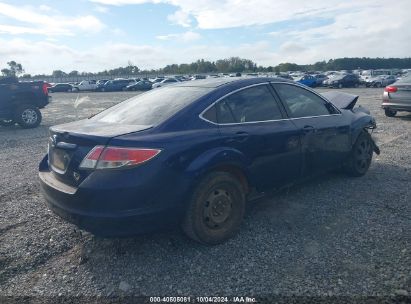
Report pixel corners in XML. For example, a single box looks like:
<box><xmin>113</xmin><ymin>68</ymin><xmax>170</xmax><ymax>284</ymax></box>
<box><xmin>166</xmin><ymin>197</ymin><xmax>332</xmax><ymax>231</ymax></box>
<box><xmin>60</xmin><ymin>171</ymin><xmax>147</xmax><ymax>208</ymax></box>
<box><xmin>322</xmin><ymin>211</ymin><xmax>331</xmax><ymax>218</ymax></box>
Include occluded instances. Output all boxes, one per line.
<box><xmin>344</xmin><ymin>131</ymin><xmax>373</xmax><ymax>177</ymax></box>
<box><xmin>14</xmin><ymin>105</ymin><xmax>42</xmax><ymax>128</ymax></box>
<box><xmin>182</xmin><ymin>172</ymin><xmax>246</xmax><ymax>245</ymax></box>
<box><xmin>384</xmin><ymin>108</ymin><xmax>397</xmax><ymax>117</ymax></box>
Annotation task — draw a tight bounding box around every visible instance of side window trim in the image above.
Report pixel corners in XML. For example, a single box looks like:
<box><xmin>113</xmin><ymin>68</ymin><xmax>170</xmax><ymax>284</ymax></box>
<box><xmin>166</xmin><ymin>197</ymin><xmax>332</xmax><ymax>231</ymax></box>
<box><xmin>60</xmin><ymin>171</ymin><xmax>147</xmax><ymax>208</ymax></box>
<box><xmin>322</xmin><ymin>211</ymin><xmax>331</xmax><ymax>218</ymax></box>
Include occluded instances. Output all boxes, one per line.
<box><xmin>270</xmin><ymin>82</ymin><xmax>341</xmax><ymax>118</ymax></box>
<box><xmin>199</xmin><ymin>83</ymin><xmax>288</xmax><ymax>125</ymax></box>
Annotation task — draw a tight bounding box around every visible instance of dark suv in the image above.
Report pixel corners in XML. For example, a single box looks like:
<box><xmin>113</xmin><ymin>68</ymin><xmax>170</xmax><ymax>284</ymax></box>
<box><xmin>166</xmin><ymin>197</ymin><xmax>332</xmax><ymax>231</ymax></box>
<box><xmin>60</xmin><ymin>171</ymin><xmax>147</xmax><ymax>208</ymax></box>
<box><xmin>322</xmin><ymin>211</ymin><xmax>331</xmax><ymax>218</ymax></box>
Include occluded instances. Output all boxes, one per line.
<box><xmin>0</xmin><ymin>77</ymin><xmax>49</xmax><ymax>128</ymax></box>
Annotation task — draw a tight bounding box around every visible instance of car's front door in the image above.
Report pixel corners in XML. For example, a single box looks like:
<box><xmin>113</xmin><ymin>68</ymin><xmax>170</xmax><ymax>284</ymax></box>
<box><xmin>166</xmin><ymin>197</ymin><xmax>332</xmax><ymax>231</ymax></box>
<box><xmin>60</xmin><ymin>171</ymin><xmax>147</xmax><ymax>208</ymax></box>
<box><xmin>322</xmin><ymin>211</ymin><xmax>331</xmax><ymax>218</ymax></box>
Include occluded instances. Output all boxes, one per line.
<box><xmin>272</xmin><ymin>82</ymin><xmax>351</xmax><ymax>176</ymax></box>
<box><xmin>207</xmin><ymin>84</ymin><xmax>302</xmax><ymax>191</ymax></box>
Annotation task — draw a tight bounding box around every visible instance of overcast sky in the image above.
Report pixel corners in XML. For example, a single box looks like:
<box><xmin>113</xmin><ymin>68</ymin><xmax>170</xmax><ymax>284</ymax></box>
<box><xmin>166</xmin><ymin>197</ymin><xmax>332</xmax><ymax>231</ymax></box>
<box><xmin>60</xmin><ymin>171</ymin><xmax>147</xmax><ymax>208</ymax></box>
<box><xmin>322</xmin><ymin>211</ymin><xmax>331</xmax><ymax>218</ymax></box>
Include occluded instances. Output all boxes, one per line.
<box><xmin>0</xmin><ymin>0</ymin><xmax>410</xmax><ymax>74</ymax></box>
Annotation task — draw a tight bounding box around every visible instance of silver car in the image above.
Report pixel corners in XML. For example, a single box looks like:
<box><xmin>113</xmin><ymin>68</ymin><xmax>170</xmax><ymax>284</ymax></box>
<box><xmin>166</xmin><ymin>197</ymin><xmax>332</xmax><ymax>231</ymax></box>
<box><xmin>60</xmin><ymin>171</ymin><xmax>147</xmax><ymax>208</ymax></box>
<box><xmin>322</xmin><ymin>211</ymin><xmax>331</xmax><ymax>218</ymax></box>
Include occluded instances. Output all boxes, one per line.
<box><xmin>382</xmin><ymin>74</ymin><xmax>411</xmax><ymax>117</ymax></box>
<box><xmin>366</xmin><ymin>75</ymin><xmax>396</xmax><ymax>88</ymax></box>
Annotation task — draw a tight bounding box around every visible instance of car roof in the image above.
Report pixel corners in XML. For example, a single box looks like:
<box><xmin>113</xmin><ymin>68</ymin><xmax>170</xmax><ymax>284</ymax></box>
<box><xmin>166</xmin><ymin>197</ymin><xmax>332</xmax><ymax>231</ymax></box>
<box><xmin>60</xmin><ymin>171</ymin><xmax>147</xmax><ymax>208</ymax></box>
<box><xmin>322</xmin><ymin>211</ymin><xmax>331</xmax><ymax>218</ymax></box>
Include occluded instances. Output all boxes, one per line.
<box><xmin>172</xmin><ymin>77</ymin><xmax>290</xmax><ymax>88</ymax></box>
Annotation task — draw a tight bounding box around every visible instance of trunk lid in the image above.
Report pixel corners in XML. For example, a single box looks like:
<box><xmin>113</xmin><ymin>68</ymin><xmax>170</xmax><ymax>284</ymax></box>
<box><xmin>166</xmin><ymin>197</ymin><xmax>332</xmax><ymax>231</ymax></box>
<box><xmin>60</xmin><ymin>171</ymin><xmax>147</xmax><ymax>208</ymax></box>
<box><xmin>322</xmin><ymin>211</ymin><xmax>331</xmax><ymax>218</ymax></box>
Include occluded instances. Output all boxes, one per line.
<box><xmin>392</xmin><ymin>83</ymin><xmax>411</xmax><ymax>100</ymax></box>
<box><xmin>48</xmin><ymin>120</ymin><xmax>152</xmax><ymax>186</ymax></box>
<box><xmin>321</xmin><ymin>91</ymin><xmax>359</xmax><ymax>110</ymax></box>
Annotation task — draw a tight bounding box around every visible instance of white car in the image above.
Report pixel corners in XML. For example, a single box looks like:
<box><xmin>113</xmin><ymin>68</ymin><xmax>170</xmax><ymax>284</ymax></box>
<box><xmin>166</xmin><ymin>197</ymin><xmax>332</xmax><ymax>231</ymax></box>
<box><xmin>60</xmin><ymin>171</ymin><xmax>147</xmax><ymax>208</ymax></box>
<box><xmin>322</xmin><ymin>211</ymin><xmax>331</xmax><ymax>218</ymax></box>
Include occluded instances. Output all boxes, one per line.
<box><xmin>72</xmin><ymin>80</ymin><xmax>97</xmax><ymax>91</ymax></box>
<box><xmin>152</xmin><ymin>78</ymin><xmax>181</xmax><ymax>88</ymax></box>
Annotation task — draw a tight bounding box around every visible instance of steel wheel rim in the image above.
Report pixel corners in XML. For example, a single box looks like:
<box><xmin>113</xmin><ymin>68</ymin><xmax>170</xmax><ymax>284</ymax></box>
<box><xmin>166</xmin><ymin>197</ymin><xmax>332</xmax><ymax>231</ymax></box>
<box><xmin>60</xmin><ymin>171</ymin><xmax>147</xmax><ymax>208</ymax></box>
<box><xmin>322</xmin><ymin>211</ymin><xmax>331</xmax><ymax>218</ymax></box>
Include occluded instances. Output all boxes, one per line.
<box><xmin>21</xmin><ymin>109</ymin><xmax>37</xmax><ymax>124</ymax></box>
<box><xmin>203</xmin><ymin>187</ymin><xmax>233</xmax><ymax>229</ymax></box>
<box><xmin>355</xmin><ymin>138</ymin><xmax>372</xmax><ymax>172</ymax></box>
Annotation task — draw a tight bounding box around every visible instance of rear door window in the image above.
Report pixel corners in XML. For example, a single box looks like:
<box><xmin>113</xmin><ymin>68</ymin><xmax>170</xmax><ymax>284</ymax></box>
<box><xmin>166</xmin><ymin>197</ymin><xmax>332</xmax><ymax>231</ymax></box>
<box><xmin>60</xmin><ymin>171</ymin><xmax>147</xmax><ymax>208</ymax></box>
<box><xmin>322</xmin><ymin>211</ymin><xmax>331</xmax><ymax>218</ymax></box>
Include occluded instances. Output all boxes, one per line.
<box><xmin>215</xmin><ymin>85</ymin><xmax>283</xmax><ymax>124</ymax></box>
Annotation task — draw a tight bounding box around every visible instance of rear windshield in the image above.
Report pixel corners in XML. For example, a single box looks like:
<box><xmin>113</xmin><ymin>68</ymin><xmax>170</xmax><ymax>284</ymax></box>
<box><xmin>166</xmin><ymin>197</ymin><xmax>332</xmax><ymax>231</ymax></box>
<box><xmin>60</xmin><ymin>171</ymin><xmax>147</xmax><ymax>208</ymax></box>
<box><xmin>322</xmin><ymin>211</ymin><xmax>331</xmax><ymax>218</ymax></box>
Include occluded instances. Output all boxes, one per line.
<box><xmin>91</xmin><ymin>86</ymin><xmax>211</xmax><ymax>125</ymax></box>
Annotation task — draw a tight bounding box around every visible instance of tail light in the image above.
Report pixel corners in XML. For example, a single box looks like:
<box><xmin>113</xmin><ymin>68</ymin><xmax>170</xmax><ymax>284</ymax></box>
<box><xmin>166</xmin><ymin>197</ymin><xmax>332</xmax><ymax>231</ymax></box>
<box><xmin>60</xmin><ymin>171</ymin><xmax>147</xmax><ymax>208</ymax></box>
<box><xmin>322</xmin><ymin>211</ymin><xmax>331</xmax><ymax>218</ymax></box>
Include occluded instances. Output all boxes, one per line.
<box><xmin>42</xmin><ymin>83</ymin><xmax>49</xmax><ymax>95</ymax></box>
<box><xmin>385</xmin><ymin>86</ymin><xmax>397</xmax><ymax>93</ymax></box>
<box><xmin>79</xmin><ymin>146</ymin><xmax>161</xmax><ymax>170</ymax></box>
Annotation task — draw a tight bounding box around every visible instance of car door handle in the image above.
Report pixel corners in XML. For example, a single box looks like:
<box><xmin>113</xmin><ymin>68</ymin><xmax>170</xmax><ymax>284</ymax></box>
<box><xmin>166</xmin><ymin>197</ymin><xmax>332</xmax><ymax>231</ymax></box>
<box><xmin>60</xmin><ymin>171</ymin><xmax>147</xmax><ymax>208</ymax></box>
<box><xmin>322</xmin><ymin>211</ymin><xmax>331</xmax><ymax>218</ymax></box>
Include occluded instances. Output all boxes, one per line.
<box><xmin>303</xmin><ymin>125</ymin><xmax>316</xmax><ymax>133</ymax></box>
<box><xmin>225</xmin><ymin>131</ymin><xmax>249</xmax><ymax>143</ymax></box>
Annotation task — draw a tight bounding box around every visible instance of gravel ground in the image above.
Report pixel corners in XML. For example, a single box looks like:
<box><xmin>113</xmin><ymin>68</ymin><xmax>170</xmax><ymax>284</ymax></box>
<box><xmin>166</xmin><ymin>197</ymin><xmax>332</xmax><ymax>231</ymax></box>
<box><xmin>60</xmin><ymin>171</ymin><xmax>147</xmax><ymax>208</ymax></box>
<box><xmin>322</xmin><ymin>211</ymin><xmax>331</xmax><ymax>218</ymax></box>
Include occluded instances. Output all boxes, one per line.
<box><xmin>0</xmin><ymin>88</ymin><xmax>410</xmax><ymax>300</ymax></box>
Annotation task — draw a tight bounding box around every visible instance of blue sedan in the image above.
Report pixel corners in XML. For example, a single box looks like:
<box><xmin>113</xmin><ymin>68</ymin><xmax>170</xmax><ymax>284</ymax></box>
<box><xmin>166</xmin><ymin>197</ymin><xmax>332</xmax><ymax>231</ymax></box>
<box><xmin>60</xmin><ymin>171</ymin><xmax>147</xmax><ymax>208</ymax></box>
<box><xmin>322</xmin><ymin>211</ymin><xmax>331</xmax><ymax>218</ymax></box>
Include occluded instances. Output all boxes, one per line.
<box><xmin>295</xmin><ymin>75</ymin><xmax>317</xmax><ymax>87</ymax></box>
<box><xmin>39</xmin><ymin>78</ymin><xmax>379</xmax><ymax>245</ymax></box>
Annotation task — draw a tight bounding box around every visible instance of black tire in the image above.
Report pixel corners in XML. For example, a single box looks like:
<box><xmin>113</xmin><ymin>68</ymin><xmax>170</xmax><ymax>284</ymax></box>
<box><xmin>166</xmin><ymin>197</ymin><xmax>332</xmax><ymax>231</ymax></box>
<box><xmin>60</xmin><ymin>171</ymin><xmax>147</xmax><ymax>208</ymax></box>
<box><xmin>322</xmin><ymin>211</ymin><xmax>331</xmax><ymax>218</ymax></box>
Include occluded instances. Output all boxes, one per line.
<box><xmin>384</xmin><ymin>108</ymin><xmax>397</xmax><ymax>117</ymax></box>
<box><xmin>182</xmin><ymin>172</ymin><xmax>246</xmax><ymax>245</ymax></box>
<box><xmin>0</xmin><ymin>119</ymin><xmax>15</xmax><ymax>126</ymax></box>
<box><xmin>345</xmin><ymin>131</ymin><xmax>373</xmax><ymax>177</ymax></box>
<box><xmin>338</xmin><ymin>83</ymin><xmax>343</xmax><ymax>89</ymax></box>
<box><xmin>354</xmin><ymin>83</ymin><xmax>359</xmax><ymax>88</ymax></box>
<box><xmin>14</xmin><ymin>105</ymin><xmax>42</xmax><ymax>128</ymax></box>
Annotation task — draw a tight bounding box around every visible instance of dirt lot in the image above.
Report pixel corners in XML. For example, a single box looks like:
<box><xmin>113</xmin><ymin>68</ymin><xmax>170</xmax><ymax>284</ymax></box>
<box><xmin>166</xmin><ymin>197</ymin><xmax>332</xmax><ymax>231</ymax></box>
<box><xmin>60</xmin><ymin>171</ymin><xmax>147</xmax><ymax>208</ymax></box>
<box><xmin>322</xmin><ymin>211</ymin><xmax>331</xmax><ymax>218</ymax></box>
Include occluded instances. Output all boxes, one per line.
<box><xmin>0</xmin><ymin>88</ymin><xmax>410</xmax><ymax>300</ymax></box>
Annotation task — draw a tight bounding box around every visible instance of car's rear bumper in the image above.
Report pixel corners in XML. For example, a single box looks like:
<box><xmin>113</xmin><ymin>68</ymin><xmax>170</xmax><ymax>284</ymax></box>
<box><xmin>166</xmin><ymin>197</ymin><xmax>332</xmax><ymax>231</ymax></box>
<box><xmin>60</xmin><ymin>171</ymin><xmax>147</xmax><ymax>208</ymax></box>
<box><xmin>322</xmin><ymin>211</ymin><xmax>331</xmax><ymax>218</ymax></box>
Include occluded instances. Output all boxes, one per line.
<box><xmin>382</xmin><ymin>101</ymin><xmax>411</xmax><ymax>112</ymax></box>
<box><xmin>39</xmin><ymin>166</ymin><xmax>187</xmax><ymax>237</ymax></box>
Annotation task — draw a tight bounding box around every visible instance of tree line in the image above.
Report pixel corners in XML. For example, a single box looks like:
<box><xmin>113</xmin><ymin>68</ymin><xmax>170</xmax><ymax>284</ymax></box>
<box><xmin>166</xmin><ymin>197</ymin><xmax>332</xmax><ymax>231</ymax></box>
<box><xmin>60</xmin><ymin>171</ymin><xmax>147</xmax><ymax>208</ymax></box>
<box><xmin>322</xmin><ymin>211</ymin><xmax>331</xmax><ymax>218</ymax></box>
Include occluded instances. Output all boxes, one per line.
<box><xmin>2</xmin><ymin>57</ymin><xmax>411</xmax><ymax>79</ymax></box>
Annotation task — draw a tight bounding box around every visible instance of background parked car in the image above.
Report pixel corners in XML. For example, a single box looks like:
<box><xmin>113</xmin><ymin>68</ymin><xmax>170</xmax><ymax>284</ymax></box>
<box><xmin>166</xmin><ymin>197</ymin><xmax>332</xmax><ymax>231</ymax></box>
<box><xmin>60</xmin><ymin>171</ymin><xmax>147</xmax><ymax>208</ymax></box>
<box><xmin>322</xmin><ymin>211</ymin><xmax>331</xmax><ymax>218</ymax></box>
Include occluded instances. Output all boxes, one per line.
<box><xmin>96</xmin><ymin>79</ymin><xmax>109</xmax><ymax>86</ymax></box>
<box><xmin>326</xmin><ymin>74</ymin><xmax>361</xmax><ymax>88</ymax></box>
<box><xmin>294</xmin><ymin>75</ymin><xmax>317</xmax><ymax>87</ymax></box>
<box><xmin>48</xmin><ymin>83</ymin><xmax>73</xmax><ymax>93</ymax></box>
<box><xmin>126</xmin><ymin>80</ymin><xmax>152</xmax><ymax>91</ymax></box>
<box><xmin>366</xmin><ymin>75</ymin><xmax>396</xmax><ymax>88</ymax></box>
<box><xmin>99</xmin><ymin>79</ymin><xmax>133</xmax><ymax>92</ymax></box>
<box><xmin>0</xmin><ymin>77</ymin><xmax>49</xmax><ymax>128</ymax></box>
<box><xmin>382</xmin><ymin>74</ymin><xmax>411</xmax><ymax>117</ymax></box>
<box><xmin>72</xmin><ymin>80</ymin><xmax>97</xmax><ymax>92</ymax></box>
<box><xmin>152</xmin><ymin>77</ymin><xmax>181</xmax><ymax>88</ymax></box>
<box><xmin>314</xmin><ymin>74</ymin><xmax>328</xmax><ymax>86</ymax></box>
<box><xmin>150</xmin><ymin>77</ymin><xmax>165</xmax><ymax>84</ymax></box>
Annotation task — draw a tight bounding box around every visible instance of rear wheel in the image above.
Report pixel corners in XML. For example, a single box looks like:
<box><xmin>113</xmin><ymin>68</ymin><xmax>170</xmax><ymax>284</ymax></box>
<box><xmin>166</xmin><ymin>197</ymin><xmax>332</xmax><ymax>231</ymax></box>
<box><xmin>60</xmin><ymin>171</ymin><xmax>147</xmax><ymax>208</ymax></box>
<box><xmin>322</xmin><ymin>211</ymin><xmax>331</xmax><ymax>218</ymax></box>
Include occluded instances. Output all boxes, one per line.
<box><xmin>345</xmin><ymin>131</ymin><xmax>373</xmax><ymax>177</ymax></box>
<box><xmin>14</xmin><ymin>105</ymin><xmax>42</xmax><ymax>128</ymax></box>
<box><xmin>0</xmin><ymin>119</ymin><xmax>15</xmax><ymax>126</ymax></box>
<box><xmin>182</xmin><ymin>172</ymin><xmax>246</xmax><ymax>245</ymax></box>
<box><xmin>384</xmin><ymin>108</ymin><xmax>397</xmax><ymax>117</ymax></box>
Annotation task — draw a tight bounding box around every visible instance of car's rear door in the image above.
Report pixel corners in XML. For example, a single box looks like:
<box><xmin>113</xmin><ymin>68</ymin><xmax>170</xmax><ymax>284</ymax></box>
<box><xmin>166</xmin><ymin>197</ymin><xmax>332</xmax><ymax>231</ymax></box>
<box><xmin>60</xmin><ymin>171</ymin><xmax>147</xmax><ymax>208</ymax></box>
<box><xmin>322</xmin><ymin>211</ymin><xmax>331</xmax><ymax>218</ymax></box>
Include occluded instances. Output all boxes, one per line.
<box><xmin>272</xmin><ymin>82</ymin><xmax>351</xmax><ymax>176</ymax></box>
<box><xmin>205</xmin><ymin>83</ymin><xmax>302</xmax><ymax>191</ymax></box>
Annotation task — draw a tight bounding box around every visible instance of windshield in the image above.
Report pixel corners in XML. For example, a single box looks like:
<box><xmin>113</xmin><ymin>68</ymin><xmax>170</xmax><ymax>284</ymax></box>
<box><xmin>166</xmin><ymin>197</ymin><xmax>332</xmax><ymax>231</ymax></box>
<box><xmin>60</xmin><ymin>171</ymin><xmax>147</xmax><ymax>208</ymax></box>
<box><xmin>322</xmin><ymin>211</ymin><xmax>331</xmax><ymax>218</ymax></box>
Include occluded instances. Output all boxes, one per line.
<box><xmin>91</xmin><ymin>86</ymin><xmax>211</xmax><ymax>126</ymax></box>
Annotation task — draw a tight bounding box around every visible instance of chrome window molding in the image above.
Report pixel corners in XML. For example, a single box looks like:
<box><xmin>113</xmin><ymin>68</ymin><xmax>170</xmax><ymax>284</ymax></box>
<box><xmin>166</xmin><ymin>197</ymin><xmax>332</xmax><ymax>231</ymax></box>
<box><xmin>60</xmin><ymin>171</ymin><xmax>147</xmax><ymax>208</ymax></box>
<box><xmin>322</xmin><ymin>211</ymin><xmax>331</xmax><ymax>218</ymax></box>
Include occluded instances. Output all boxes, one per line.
<box><xmin>199</xmin><ymin>81</ymin><xmax>341</xmax><ymax>126</ymax></box>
